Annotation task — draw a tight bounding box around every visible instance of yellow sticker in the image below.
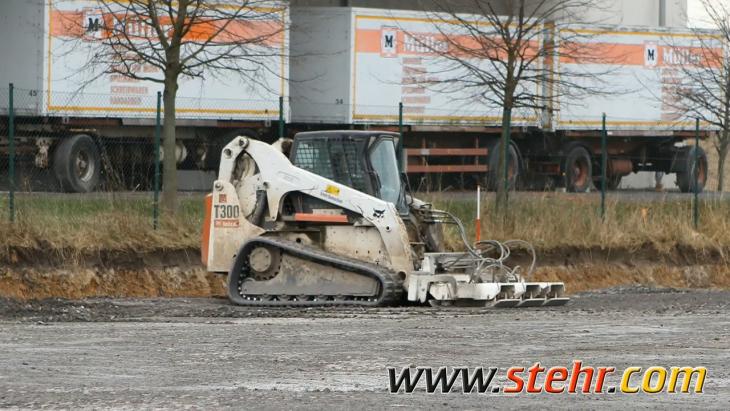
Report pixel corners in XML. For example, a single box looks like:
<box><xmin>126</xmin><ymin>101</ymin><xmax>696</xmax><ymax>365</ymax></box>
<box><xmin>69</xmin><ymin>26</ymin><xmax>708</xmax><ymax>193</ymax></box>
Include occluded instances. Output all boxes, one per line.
<box><xmin>325</xmin><ymin>185</ymin><xmax>340</xmax><ymax>196</ymax></box>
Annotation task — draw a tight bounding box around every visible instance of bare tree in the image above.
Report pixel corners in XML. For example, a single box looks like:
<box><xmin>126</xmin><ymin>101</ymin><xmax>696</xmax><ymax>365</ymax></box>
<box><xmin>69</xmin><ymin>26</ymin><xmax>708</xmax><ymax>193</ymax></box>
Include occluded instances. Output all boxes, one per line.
<box><xmin>417</xmin><ymin>0</ymin><xmax>608</xmax><ymax>211</ymax></box>
<box><xmin>669</xmin><ymin>0</ymin><xmax>729</xmax><ymax>191</ymax></box>
<box><xmin>63</xmin><ymin>0</ymin><xmax>285</xmax><ymax>211</ymax></box>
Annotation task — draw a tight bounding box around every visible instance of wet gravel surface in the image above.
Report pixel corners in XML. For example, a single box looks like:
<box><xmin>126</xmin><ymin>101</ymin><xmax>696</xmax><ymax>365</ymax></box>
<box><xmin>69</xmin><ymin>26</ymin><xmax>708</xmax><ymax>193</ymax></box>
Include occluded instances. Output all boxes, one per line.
<box><xmin>1</xmin><ymin>287</ymin><xmax>728</xmax><ymax>409</ymax></box>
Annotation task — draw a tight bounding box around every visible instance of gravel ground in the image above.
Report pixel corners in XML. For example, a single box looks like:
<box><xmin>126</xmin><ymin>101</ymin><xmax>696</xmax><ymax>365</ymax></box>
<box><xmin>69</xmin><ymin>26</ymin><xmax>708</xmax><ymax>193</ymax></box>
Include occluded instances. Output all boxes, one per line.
<box><xmin>0</xmin><ymin>287</ymin><xmax>728</xmax><ymax>409</ymax></box>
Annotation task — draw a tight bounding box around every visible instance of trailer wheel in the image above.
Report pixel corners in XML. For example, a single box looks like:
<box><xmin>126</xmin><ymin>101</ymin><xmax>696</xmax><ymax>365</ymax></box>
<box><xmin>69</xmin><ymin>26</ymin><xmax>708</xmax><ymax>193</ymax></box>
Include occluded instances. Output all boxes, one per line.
<box><xmin>564</xmin><ymin>146</ymin><xmax>592</xmax><ymax>192</ymax></box>
<box><xmin>486</xmin><ymin>141</ymin><xmax>519</xmax><ymax>191</ymax></box>
<box><xmin>675</xmin><ymin>146</ymin><xmax>708</xmax><ymax>193</ymax></box>
<box><xmin>53</xmin><ymin>134</ymin><xmax>101</xmax><ymax>193</ymax></box>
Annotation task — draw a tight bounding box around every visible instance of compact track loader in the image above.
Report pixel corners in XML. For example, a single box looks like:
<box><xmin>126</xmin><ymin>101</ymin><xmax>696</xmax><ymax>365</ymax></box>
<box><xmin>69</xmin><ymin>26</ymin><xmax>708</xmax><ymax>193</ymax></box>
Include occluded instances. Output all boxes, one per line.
<box><xmin>202</xmin><ymin>131</ymin><xmax>568</xmax><ymax>307</ymax></box>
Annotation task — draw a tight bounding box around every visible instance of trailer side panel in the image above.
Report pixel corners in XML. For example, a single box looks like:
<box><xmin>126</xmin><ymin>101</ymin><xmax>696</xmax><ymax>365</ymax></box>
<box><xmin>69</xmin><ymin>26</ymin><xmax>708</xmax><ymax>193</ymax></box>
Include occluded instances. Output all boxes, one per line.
<box><xmin>554</xmin><ymin>25</ymin><xmax>723</xmax><ymax>131</ymax></box>
<box><xmin>41</xmin><ymin>0</ymin><xmax>289</xmax><ymax>120</ymax></box>
<box><xmin>0</xmin><ymin>0</ymin><xmax>45</xmax><ymax>114</ymax></box>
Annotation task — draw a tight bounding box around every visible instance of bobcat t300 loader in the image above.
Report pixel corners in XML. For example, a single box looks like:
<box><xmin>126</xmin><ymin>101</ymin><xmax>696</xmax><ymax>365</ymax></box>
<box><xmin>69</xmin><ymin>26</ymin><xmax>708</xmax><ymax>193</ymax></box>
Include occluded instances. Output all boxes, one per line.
<box><xmin>202</xmin><ymin>131</ymin><xmax>568</xmax><ymax>308</ymax></box>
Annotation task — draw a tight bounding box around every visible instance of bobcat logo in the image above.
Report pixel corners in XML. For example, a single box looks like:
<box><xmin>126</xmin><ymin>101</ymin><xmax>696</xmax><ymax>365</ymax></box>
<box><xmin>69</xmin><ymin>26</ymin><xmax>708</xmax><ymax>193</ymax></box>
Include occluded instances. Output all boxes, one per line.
<box><xmin>372</xmin><ymin>209</ymin><xmax>385</xmax><ymax>219</ymax></box>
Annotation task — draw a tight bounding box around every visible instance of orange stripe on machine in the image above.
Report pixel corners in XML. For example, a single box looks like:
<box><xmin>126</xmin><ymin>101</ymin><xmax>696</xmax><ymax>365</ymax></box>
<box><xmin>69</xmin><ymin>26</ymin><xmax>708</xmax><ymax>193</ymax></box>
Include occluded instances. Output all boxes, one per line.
<box><xmin>293</xmin><ymin>213</ymin><xmax>349</xmax><ymax>224</ymax></box>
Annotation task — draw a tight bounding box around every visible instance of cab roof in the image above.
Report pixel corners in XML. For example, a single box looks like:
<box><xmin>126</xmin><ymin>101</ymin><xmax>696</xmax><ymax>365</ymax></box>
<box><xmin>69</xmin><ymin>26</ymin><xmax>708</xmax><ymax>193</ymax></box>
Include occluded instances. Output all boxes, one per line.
<box><xmin>293</xmin><ymin>130</ymin><xmax>400</xmax><ymax>140</ymax></box>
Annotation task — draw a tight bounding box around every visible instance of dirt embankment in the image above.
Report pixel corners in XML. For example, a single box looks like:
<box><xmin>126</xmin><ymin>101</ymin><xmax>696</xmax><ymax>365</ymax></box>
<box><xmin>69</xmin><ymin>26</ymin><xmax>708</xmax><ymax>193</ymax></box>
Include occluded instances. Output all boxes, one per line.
<box><xmin>534</xmin><ymin>263</ymin><xmax>730</xmax><ymax>293</ymax></box>
<box><xmin>0</xmin><ymin>247</ymin><xmax>226</xmax><ymax>300</ymax></box>
<box><xmin>531</xmin><ymin>244</ymin><xmax>730</xmax><ymax>292</ymax></box>
<box><xmin>1</xmin><ymin>245</ymin><xmax>729</xmax><ymax>300</ymax></box>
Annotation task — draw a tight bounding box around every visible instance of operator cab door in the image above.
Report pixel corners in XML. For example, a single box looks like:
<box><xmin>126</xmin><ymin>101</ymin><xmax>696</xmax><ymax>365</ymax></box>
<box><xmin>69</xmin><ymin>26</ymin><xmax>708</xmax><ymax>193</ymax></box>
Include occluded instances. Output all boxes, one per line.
<box><xmin>289</xmin><ymin>133</ymin><xmax>407</xmax><ymax>214</ymax></box>
<box><xmin>368</xmin><ymin>137</ymin><xmax>408</xmax><ymax>214</ymax></box>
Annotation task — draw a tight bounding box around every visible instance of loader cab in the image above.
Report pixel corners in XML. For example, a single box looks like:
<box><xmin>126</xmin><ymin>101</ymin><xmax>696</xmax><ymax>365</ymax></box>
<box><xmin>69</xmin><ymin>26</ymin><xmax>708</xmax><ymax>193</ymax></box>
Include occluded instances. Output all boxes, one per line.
<box><xmin>290</xmin><ymin>131</ymin><xmax>408</xmax><ymax>214</ymax></box>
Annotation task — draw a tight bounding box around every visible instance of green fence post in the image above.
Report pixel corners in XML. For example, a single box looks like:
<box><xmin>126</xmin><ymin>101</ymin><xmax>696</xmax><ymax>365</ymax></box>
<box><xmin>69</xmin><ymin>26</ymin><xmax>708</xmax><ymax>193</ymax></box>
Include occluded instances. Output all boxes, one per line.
<box><xmin>279</xmin><ymin>96</ymin><xmax>285</xmax><ymax>138</ymax></box>
<box><xmin>153</xmin><ymin>91</ymin><xmax>162</xmax><ymax>230</ymax></box>
<box><xmin>693</xmin><ymin>117</ymin><xmax>700</xmax><ymax>230</ymax></box>
<box><xmin>8</xmin><ymin>83</ymin><xmax>15</xmax><ymax>223</ymax></box>
<box><xmin>601</xmin><ymin>113</ymin><xmax>607</xmax><ymax>220</ymax></box>
<box><xmin>398</xmin><ymin>102</ymin><xmax>404</xmax><ymax>172</ymax></box>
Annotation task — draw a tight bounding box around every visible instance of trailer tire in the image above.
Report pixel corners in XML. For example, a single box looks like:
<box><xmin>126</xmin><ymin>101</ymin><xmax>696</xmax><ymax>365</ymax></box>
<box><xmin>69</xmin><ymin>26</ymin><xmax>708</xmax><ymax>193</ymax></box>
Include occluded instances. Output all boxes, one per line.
<box><xmin>564</xmin><ymin>146</ymin><xmax>592</xmax><ymax>192</ymax></box>
<box><xmin>675</xmin><ymin>146</ymin><xmax>708</xmax><ymax>193</ymax></box>
<box><xmin>53</xmin><ymin>134</ymin><xmax>101</xmax><ymax>193</ymax></box>
<box><xmin>486</xmin><ymin>141</ymin><xmax>519</xmax><ymax>191</ymax></box>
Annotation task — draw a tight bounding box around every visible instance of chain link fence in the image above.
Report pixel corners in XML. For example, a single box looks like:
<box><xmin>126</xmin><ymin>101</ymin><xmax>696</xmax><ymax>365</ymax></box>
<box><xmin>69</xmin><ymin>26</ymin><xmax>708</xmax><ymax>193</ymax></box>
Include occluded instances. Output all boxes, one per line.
<box><xmin>1</xmin><ymin>83</ymin><xmax>727</xmax><ymax>243</ymax></box>
<box><xmin>0</xmin><ymin>84</ymin><xmax>286</xmax><ymax>232</ymax></box>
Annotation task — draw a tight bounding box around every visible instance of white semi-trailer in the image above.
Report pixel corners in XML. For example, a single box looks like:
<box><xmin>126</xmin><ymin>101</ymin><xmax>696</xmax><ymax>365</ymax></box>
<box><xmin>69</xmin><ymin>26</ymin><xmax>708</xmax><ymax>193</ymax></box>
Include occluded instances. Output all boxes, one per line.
<box><xmin>0</xmin><ymin>0</ymin><xmax>288</xmax><ymax>192</ymax></box>
<box><xmin>289</xmin><ymin>7</ymin><xmax>719</xmax><ymax>192</ymax></box>
<box><xmin>1</xmin><ymin>3</ymin><xmax>718</xmax><ymax>193</ymax></box>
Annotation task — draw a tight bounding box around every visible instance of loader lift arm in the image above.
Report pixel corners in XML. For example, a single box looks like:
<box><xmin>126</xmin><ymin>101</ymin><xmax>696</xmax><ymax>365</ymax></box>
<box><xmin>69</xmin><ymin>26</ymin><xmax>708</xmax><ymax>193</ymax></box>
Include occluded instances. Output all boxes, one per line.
<box><xmin>216</xmin><ymin>136</ymin><xmax>414</xmax><ymax>275</ymax></box>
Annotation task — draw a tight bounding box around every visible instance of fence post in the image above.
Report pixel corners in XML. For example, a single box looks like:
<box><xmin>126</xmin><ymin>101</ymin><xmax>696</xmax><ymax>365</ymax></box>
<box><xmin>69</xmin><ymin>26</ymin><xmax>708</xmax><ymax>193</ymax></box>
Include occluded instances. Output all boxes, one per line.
<box><xmin>398</xmin><ymin>102</ymin><xmax>404</xmax><ymax>172</ymax></box>
<box><xmin>693</xmin><ymin>117</ymin><xmax>700</xmax><ymax>230</ymax></box>
<box><xmin>153</xmin><ymin>91</ymin><xmax>162</xmax><ymax>230</ymax></box>
<box><xmin>8</xmin><ymin>83</ymin><xmax>15</xmax><ymax>223</ymax></box>
<box><xmin>601</xmin><ymin>113</ymin><xmax>607</xmax><ymax>220</ymax></box>
<box><xmin>278</xmin><ymin>96</ymin><xmax>285</xmax><ymax>138</ymax></box>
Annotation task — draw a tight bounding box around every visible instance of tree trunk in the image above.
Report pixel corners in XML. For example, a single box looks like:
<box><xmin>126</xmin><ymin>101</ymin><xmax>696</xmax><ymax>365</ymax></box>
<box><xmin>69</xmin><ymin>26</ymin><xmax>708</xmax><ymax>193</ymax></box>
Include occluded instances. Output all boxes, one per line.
<box><xmin>715</xmin><ymin>67</ymin><xmax>730</xmax><ymax>192</ymax></box>
<box><xmin>161</xmin><ymin>74</ymin><xmax>179</xmax><ymax>213</ymax></box>
<box><xmin>496</xmin><ymin>104</ymin><xmax>512</xmax><ymax>213</ymax></box>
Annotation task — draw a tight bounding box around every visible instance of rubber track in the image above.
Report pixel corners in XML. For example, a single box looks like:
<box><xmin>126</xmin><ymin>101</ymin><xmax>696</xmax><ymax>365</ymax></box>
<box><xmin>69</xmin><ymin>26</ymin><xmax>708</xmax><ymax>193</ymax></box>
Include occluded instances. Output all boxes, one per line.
<box><xmin>228</xmin><ymin>237</ymin><xmax>403</xmax><ymax>307</ymax></box>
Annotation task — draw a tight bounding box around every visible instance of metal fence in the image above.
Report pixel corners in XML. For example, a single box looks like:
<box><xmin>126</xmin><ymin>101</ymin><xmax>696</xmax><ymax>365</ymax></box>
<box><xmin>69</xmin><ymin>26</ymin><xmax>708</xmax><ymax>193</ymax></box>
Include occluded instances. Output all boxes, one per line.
<box><xmin>1</xmin><ymin>82</ymin><xmax>725</xmax><ymax>237</ymax></box>
<box><xmin>0</xmin><ymin>84</ymin><xmax>289</xmax><ymax>230</ymax></box>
